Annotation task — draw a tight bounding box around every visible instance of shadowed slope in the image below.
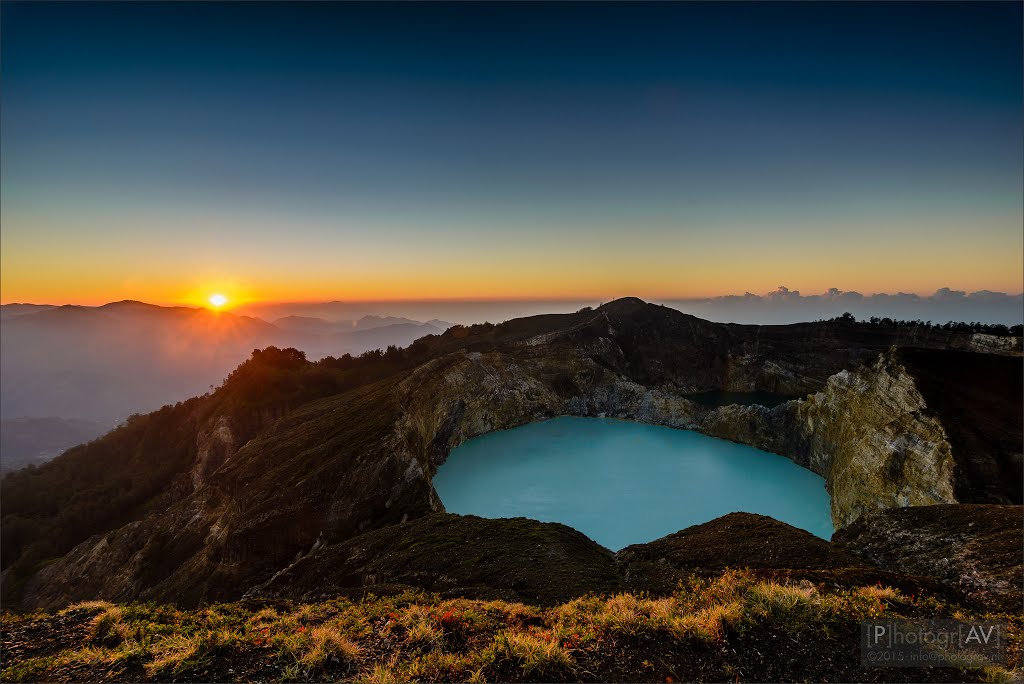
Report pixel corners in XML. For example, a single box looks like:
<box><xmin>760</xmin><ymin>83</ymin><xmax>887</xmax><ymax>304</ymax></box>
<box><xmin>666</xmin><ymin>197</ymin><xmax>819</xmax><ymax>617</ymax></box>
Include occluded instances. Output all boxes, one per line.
<box><xmin>896</xmin><ymin>348</ymin><xmax>1023</xmax><ymax>504</ymax></box>
<box><xmin>252</xmin><ymin>514</ymin><xmax>621</xmax><ymax>605</ymax></box>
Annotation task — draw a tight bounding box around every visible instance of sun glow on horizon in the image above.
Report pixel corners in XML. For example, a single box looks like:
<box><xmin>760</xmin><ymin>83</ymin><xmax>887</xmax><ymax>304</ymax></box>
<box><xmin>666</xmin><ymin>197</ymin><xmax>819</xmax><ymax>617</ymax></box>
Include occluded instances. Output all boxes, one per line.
<box><xmin>208</xmin><ymin>294</ymin><xmax>228</xmax><ymax>308</ymax></box>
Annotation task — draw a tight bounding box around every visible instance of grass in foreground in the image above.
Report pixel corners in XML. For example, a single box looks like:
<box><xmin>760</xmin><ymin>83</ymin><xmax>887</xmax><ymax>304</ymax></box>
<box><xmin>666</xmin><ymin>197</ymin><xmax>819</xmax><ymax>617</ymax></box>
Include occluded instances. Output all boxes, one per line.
<box><xmin>2</xmin><ymin>570</ymin><xmax>1020</xmax><ymax>683</ymax></box>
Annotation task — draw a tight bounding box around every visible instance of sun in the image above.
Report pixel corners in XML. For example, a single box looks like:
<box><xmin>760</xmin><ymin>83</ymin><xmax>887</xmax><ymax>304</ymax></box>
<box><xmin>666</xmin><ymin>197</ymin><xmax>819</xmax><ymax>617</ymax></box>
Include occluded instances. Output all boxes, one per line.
<box><xmin>208</xmin><ymin>294</ymin><xmax>228</xmax><ymax>308</ymax></box>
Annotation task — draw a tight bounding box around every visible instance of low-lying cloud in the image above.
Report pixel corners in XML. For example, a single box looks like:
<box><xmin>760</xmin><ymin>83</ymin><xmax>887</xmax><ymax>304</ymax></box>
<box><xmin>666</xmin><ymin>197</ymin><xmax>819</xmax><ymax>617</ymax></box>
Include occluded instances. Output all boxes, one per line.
<box><xmin>658</xmin><ymin>287</ymin><xmax>1024</xmax><ymax>325</ymax></box>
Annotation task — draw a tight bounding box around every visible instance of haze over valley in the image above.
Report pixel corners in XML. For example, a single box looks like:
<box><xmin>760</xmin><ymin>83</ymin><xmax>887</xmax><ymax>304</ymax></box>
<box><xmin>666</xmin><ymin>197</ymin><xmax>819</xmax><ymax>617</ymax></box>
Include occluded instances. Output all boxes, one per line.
<box><xmin>0</xmin><ymin>300</ymin><xmax>451</xmax><ymax>471</ymax></box>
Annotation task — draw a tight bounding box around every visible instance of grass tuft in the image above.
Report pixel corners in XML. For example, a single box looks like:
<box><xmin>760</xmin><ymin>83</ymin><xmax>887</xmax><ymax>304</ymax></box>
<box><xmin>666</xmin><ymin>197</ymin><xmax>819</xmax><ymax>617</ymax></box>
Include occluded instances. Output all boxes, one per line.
<box><xmin>487</xmin><ymin>628</ymin><xmax>574</xmax><ymax>679</ymax></box>
<box><xmin>401</xmin><ymin>605</ymin><xmax>444</xmax><ymax>652</ymax></box>
<box><xmin>363</xmin><ymin>654</ymin><xmax>403</xmax><ymax>684</ymax></box>
<box><xmin>60</xmin><ymin>600</ymin><xmax>113</xmax><ymax>614</ymax></box>
<box><xmin>299</xmin><ymin>624</ymin><xmax>361</xmax><ymax>668</ymax></box>
<box><xmin>88</xmin><ymin>606</ymin><xmax>126</xmax><ymax>645</ymax></box>
<box><xmin>145</xmin><ymin>633</ymin><xmax>203</xmax><ymax>677</ymax></box>
<box><xmin>744</xmin><ymin>580</ymin><xmax>821</xmax><ymax>624</ymax></box>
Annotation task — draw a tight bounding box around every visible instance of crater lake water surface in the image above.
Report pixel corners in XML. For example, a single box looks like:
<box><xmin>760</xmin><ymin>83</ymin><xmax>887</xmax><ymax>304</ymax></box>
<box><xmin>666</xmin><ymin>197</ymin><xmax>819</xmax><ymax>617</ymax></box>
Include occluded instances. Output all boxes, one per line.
<box><xmin>433</xmin><ymin>417</ymin><xmax>833</xmax><ymax>550</ymax></box>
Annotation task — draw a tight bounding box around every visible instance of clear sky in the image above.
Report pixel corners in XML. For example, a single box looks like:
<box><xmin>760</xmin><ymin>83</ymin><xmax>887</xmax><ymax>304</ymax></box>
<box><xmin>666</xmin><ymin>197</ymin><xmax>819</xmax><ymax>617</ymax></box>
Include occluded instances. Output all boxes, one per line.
<box><xmin>2</xmin><ymin>1</ymin><xmax>1021</xmax><ymax>306</ymax></box>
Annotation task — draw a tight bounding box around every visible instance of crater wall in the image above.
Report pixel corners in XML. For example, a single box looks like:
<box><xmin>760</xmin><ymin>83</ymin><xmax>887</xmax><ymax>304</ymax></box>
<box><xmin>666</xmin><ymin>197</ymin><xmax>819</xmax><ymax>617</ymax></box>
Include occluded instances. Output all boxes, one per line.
<box><xmin>9</xmin><ymin>302</ymin><xmax>1021</xmax><ymax>611</ymax></box>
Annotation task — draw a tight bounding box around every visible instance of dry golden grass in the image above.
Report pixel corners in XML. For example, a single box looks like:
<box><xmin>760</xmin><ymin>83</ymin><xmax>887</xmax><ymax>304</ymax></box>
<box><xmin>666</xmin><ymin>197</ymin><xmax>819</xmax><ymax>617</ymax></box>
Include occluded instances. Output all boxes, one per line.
<box><xmin>3</xmin><ymin>571</ymin><xmax>1015</xmax><ymax>683</ymax></box>
<box><xmin>299</xmin><ymin>624</ymin><xmax>362</xmax><ymax>667</ymax></box>
<box><xmin>483</xmin><ymin>599</ymin><xmax>542</xmax><ymax>625</ymax></box>
<box><xmin>400</xmin><ymin>605</ymin><xmax>444</xmax><ymax>651</ymax></box>
<box><xmin>670</xmin><ymin>601</ymin><xmax>745</xmax><ymax>641</ymax></box>
<box><xmin>853</xmin><ymin>585</ymin><xmax>903</xmax><ymax>601</ymax></box>
<box><xmin>550</xmin><ymin>576</ymin><xmax>750</xmax><ymax>645</ymax></box>
<box><xmin>88</xmin><ymin>605</ymin><xmax>127</xmax><ymax>645</ymax></box>
<box><xmin>250</xmin><ymin>606</ymin><xmax>280</xmax><ymax>624</ymax></box>
<box><xmin>488</xmin><ymin>628</ymin><xmax>574</xmax><ymax>678</ymax></box>
<box><xmin>59</xmin><ymin>600</ymin><xmax>113</xmax><ymax>614</ymax></box>
<box><xmin>363</xmin><ymin>654</ymin><xmax>403</xmax><ymax>684</ymax></box>
<box><xmin>145</xmin><ymin>633</ymin><xmax>202</xmax><ymax>677</ymax></box>
<box><xmin>744</xmin><ymin>580</ymin><xmax>822</xmax><ymax>622</ymax></box>
<box><xmin>291</xmin><ymin>603</ymin><xmax>319</xmax><ymax>625</ymax></box>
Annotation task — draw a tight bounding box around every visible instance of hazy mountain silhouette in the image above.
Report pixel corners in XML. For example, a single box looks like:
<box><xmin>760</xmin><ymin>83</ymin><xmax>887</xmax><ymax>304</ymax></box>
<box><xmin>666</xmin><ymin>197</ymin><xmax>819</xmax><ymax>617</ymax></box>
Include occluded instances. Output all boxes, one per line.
<box><xmin>237</xmin><ymin>289</ymin><xmax>1024</xmax><ymax>328</ymax></box>
<box><xmin>0</xmin><ymin>303</ymin><xmax>57</xmax><ymax>321</ymax></box>
<box><xmin>0</xmin><ymin>301</ymin><xmax>447</xmax><ymax>426</ymax></box>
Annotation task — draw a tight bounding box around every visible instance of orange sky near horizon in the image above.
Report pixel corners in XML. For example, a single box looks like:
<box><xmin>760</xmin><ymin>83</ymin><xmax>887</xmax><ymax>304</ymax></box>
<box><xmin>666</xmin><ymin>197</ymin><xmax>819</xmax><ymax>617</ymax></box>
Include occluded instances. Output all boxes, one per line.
<box><xmin>3</xmin><ymin>268</ymin><xmax>1022</xmax><ymax>309</ymax></box>
<box><xmin>3</xmin><ymin>201</ymin><xmax>1021</xmax><ymax>308</ymax></box>
<box><xmin>3</xmin><ymin>231</ymin><xmax>1024</xmax><ymax>307</ymax></box>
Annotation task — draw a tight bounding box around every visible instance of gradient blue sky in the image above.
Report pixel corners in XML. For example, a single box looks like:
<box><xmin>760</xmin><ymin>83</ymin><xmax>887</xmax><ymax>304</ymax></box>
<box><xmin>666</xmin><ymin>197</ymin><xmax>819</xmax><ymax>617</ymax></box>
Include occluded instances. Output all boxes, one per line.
<box><xmin>2</xmin><ymin>1</ymin><xmax>1021</xmax><ymax>304</ymax></box>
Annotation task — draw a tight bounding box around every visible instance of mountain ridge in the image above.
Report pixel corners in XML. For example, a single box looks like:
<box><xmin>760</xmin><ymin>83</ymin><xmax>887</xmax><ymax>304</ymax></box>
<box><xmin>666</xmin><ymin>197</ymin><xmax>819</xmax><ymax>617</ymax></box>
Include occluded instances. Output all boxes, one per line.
<box><xmin>1</xmin><ymin>298</ymin><xmax>1020</xmax><ymax>613</ymax></box>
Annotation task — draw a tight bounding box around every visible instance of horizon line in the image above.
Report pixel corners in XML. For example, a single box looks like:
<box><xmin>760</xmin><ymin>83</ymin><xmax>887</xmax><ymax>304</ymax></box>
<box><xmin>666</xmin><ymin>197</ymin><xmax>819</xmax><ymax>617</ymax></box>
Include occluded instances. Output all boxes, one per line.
<box><xmin>4</xmin><ymin>287</ymin><xmax>1024</xmax><ymax>310</ymax></box>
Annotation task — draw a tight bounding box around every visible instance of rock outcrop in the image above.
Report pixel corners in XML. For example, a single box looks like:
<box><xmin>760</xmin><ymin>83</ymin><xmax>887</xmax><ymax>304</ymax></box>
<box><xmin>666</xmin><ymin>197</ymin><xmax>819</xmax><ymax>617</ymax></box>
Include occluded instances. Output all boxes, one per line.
<box><xmin>192</xmin><ymin>416</ymin><xmax>236</xmax><ymax>490</ymax></box>
<box><xmin>698</xmin><ymin>352</ymin><xmax>955</xmax><ymax>528</ymax></box>
<box><xmin>698</xmin><ymin>348</ymin><xmax>1021</xmax><ymax>528</ymax></box>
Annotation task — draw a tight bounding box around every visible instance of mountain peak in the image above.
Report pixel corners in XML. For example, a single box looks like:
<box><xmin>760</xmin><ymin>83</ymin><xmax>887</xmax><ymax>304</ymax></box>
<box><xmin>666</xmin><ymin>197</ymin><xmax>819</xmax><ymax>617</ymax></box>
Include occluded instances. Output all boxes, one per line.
<box><xmin>598</xmin><ymin>297</ymin><xmax>650</xmax><ymax>311</ymax></box>
<box><xmin>99</xmin><ymin>300</ymin><xmax>162</xmax><ymax>310</ymax></box>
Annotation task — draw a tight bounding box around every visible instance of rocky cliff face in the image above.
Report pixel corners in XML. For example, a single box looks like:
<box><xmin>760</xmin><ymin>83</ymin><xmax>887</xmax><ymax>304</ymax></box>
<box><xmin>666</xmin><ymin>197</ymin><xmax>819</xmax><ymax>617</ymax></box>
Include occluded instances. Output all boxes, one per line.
<box><xmin>399</xmin><ymin>342</ymin><xmax>1017</xmax><ymax>532</ymax></box>
<box><xmin>394</xmin><ymin>346</ymin><xmax>704</xmax><ymax>477</ymax></box>
<box><xmin>789</xmin><ymin>357</ymin><xmax>957</xmax><ymax>527</ymax></box>
<box><xmin>699</xmin><ymin>352</ymin><xmax>958</xmax><ymax>528</ymax></box>
<box><xmin>698</xmin><ymin>348</ymin><xmax>1021</xmax><ymax>528</ymax></box>
<box><xmin>5</xmin><ymin>299</ymin><xmax>1021</xmax><ymax>611</ymax></box>
<box><xmin>192</xmin><ymin>416</ymin><xmax>236</xmax><ymax>490</ymax></box>
<box><xmin>969</xmin><ymin>332</ymin><xmax>1022</xmax><ymax>354</ymax></box>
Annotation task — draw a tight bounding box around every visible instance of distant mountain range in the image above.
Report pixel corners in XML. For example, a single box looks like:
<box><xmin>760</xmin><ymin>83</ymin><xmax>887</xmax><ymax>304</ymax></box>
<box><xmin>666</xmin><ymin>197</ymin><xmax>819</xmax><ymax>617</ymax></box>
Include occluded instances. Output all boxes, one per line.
<box><xmin>235</xmin><ymin>299</ymin><xmax>595</xmax><ymax>327</ymax></box>
<box><xmin>0</xmin><ymin>300</ymin><xmax>449</xmax><ymax>432</ymax></box>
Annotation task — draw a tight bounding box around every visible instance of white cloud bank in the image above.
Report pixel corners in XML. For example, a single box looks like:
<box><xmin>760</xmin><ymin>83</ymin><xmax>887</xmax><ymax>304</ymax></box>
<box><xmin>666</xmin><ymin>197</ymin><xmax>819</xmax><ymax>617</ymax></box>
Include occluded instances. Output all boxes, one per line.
<box><xmin>658</xmin><ymin>287</ymin><xmax>1024</xmax><ymax>325</ymax></box>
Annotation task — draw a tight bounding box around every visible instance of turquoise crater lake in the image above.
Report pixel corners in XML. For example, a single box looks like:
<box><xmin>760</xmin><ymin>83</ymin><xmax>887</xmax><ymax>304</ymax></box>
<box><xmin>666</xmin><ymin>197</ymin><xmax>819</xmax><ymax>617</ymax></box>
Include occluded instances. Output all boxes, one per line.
<box><xmin>433</xmin><ymin>417</ymin><xmax>833</xmax><ymax>550</ymax></box>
